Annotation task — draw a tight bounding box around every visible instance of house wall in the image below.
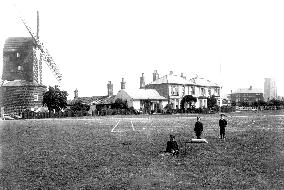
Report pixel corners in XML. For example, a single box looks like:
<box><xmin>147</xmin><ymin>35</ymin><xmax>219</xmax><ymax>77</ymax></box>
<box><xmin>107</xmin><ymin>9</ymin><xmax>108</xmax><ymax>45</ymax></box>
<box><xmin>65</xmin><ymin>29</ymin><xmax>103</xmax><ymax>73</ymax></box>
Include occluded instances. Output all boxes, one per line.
<box><xmin>132</xmin><ymin>100</ymin><xmax>140</xmax><ymax>110</ymax></box>
<box><xmin>230</xmin><ymin>93</ymin><xmax>264</xmax><ymax>105</ymax></box>
<box><xmin>145</xmin><ymin>82</ymin><xmax>221</xmax><ymax>109</ymax></box>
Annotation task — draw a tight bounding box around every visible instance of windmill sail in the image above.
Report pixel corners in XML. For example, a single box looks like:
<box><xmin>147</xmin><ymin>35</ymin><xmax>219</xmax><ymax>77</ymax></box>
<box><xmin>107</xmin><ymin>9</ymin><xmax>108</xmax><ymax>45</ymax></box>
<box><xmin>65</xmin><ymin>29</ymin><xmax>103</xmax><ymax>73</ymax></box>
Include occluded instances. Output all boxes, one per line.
<box><xmin>18</xmin><ymin>13</ymin><xmax>62</xmax><ymax>83</ymax></box>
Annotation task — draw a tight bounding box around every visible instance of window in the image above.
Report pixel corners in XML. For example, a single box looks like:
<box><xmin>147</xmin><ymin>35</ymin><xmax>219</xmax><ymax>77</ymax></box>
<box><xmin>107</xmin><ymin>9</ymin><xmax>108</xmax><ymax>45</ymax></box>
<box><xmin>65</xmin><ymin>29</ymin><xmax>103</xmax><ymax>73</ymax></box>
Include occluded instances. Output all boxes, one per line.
<box><xmin>191</xmin><ymin>86</ymin><xmax>195</xmax><ymax>95</ymax></box>
<box><xmin>16</xmin><ymin>52</ymin><xmax>20</xmax><ymax>58</ymax></box>
<box><xmin>18</xmin><ymin>66</ymin><xmax>22</xmax><ymax>71</ymax></box>
<box><xmin>208</xmin><ymin>88</ymin><xmax>211</xmax><ymax>96</ymax></box>
<box><xmin>201</xmin><ymin>88</ymin><xmax>205</xmax><ymax>96</ymax></box>
<box><xmin>171</xmin><ymin>85</ymin><xmax>179</xmax><ymax>96</ymax></box>
<box><xmin>34</xmin><ymin>94</ymin><xmax>38</xmax><ymax>101</ymax></box>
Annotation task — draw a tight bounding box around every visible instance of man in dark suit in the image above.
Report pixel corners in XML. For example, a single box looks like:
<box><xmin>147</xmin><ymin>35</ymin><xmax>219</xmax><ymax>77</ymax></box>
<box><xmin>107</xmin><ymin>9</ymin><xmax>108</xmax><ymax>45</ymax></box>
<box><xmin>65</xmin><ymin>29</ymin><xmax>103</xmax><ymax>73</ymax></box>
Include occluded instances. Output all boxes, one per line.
<box><xmin>194</xmin><ymin>116</ymin><xmax>203</xmax><ymax>139</ymax></box>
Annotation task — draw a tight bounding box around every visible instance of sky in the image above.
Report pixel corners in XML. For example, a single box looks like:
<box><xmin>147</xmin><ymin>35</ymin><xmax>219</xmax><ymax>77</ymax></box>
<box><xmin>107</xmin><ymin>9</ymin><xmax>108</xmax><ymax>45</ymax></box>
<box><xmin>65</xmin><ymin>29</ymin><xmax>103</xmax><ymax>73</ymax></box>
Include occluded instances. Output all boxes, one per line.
<box><xmin>0</xmin><ymin>0</ymin><xmax>284</xmax><ymax>99</ymax></box>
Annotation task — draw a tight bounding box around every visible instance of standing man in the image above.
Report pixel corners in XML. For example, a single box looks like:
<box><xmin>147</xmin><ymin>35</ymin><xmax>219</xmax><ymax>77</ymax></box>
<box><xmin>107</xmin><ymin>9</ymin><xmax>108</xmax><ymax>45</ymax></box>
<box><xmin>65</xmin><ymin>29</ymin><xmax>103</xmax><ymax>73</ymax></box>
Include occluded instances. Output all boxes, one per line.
<box><xmin>194</xmin><ymin>116</ymin><xmax>203</xmax><ymax>139</ymax></box>
<box><xmin>219</xmin><ymin>114</ymin><xmax>227</xmax><ymax>139</ymax></box>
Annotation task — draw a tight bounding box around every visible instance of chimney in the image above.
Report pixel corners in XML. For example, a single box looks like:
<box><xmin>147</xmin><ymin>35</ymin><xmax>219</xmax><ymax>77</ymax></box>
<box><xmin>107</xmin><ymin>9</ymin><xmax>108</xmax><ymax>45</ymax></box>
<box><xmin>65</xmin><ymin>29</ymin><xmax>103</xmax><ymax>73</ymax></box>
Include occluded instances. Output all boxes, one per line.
<box><xmin>153</xmin><ymin>70</ymin><xmax>159</xmax><ymax>81</ymax></box>
<box><xmin>170</xmin><ymin>71</ymin><xmax>173</xmax><ymax>75</ymax></box>
<box><xmin>74</xmin><ymin>88</ymin><xmax>78</xmax><ymax>99</ymax></box>
<box><xmin>140</xmin><ymin>73</ymin><xmax>145</xmax><ymax>89</ymax></box>
<box><xmin>249</xmin><ymin>86</ymin><xmax>252</xmax><ymax>90</ymax></box>
<box><xmin>121</xmin><ymin>78</ymin><xmax>126</xmax><ymax>89</ymax></box>
<box><xmin>107</xmin><ymin>81</ymin><xmax>113</xmax><ymax>96</ymax></box>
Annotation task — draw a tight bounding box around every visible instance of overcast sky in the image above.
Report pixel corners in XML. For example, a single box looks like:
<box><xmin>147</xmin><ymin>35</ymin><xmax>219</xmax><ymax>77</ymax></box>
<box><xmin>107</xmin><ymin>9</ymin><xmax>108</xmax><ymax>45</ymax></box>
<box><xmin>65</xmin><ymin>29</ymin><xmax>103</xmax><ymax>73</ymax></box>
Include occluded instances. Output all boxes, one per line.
<box><xmin>1</xmin><ymin>0</ymin><xmax>284</xmax><ymax>99</ymax></box>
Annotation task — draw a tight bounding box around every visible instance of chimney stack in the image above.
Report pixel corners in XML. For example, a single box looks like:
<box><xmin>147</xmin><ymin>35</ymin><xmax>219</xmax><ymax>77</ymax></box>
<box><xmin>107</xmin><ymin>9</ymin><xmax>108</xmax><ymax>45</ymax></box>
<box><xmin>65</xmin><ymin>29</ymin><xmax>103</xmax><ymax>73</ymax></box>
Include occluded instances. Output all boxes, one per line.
<box><xmin>140</xmin><ymin>73</ymin><xmax>145</xmax><ymax>89</ymax></box>
<box><xmin>249</xmin><ymin>86</ymin><xmax>252</xmax><ymax>90</ymax></box>
<box><xmin>170</xmin><ymin>71</ymin><xmax>173</xmax><ymax>75</ymax></box>
<box><xmin>153</xmin><ymin>70</ymin><xmax>159</xmax><ymax>81</ymax></box>
<box><xmin>107</xmin><ymin>81</ymin><xmax>113</xmax><ymax>96</ymax></box>
<box><xmin>121</xmin><ymin>78</ymin><xmax>126</xmax><ymax>89</ymax></box>
<box><xmin>74</xmin><ymin>88</ymin><xmax>78</xmax><ymax>99</ymax></box>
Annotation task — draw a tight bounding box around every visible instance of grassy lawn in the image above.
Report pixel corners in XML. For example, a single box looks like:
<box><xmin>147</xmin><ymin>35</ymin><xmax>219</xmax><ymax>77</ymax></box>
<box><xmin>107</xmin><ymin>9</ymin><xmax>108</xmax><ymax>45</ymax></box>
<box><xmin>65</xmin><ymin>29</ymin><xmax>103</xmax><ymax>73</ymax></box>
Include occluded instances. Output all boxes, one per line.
<box><xmin>0</xmin><ymin>112</ymin><xmax>283</xmax><ymax>189</ymax></box>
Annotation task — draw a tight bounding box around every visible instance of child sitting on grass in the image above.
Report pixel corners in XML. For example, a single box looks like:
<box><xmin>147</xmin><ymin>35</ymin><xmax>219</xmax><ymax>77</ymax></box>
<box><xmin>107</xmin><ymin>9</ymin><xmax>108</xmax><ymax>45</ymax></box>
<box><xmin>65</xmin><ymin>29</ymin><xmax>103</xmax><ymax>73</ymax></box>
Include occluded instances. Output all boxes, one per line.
<box><xmin>165</xmin><ymin>135</ymin><xmax>179</xmax><ymax>155</ymax></box>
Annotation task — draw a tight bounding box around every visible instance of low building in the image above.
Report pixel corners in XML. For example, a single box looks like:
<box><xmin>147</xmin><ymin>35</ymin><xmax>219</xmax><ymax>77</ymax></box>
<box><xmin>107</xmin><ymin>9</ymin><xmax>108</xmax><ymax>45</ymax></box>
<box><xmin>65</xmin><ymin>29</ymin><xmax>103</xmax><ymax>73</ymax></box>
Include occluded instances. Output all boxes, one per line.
<box><xmin>229</xmin><ymin>86</ymin><xmax>264</xmax><ymax>106</ymax></box>
<box><xmin>116</xmin><ymin>88</ymin><xmax>167</xmax><ymax>113</ymax></box>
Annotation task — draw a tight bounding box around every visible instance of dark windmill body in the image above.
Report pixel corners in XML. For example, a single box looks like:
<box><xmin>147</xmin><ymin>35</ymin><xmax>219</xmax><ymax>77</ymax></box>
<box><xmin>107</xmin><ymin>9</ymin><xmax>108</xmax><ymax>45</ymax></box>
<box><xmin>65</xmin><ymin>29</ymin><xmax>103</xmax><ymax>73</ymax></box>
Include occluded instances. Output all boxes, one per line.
<box><xmin>0</xmin><ymin>11</ymin><xmax>62</xmax><ymax>115</ymax></box>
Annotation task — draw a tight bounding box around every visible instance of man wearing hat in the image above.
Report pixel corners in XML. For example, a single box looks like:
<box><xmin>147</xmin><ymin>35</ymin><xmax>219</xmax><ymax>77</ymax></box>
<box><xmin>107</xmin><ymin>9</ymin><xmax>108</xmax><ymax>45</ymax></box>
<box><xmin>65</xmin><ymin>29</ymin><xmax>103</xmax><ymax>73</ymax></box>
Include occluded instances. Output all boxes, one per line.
<box><xmin>219</xmin><ymin>114</ymin><xmax>227</xmax><ymax>139</ymax></box>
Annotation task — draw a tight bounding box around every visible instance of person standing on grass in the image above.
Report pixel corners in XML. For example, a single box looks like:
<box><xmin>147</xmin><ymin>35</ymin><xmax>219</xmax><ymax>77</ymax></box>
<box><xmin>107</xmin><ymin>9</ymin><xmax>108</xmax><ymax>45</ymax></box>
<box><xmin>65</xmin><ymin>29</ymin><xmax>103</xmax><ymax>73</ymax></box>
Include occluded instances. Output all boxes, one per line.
<box><xmin>165</xmin><ymin>135</ymin><xmax>179</xmax><ymax>155</ymax></box>
<box><xmin>219</xmin><ymin>114</ymin><xmax>227</xmax><ymax>139</ymax></box>
<box><xmin>194</xmin><ymin>116</ymin><xmax>203</xmax><ymax>139</ymax></box>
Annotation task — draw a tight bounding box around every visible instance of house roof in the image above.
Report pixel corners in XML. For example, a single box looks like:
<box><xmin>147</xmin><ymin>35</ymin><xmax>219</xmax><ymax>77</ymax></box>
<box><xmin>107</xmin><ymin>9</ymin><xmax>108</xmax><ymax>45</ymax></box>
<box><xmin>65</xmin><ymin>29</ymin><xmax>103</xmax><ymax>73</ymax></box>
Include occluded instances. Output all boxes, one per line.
<box><xmin>120</xmin><ymin>89</ymin><xmax>167</xmax><ymax>100</ymax></box>
<box><xmin>189</xmin><ymin>77</ymin><xmax>220</xmax><ymax>87</ymax></box>
<box><xmin>91</xmin><ymin>95</ymin><xmax>116</xmax><ymax>105</ymax></box>
<box><xmin>68</xmin><ymin>96</ymin><xmax>106</xmax><ymax>105</ymax></box>
<box><xmin>149</xmin><ymin>74</ymin><xmax>194</xmax><ymax>85</ymax></box>
<box><xmin>148</xmin><ymin>73</ymin><xmax>219</xmax><ymax>87</ymax></box>
<box><xmin>234</xmin><ymin>88</ymin><xmax>263</xmax><ymax>94</ymax></box>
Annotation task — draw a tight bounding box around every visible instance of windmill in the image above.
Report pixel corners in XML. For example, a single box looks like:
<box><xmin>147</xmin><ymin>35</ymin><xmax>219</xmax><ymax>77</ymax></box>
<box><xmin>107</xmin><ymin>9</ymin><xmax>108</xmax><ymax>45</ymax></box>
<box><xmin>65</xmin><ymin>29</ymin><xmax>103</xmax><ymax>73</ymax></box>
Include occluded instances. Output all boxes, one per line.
<box><xmin>17</xmin><ymin>8</ymin><xmax>62</xmax><ymax>84</ymax></box>
<box><xmin>0</xmin><ymin>7</ymin><xmax>63</xmax><ymax>114</ymax></box>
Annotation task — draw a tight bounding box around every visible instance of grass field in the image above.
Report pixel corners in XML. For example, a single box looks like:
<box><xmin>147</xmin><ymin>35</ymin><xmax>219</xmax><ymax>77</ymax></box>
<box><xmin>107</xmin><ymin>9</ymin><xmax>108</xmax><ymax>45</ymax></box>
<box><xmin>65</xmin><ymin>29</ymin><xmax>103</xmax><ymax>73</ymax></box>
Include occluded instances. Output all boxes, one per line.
<box><xmin>0</xmin><ymin>111</ymin><xmax>284</xmax><ymax>189</ymax></box>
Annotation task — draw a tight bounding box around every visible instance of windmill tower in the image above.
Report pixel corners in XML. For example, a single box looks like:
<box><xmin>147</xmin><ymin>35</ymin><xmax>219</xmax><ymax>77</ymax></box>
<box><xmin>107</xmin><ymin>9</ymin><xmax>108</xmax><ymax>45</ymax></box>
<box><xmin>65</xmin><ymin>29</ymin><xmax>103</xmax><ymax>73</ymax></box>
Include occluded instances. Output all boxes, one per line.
<box><xmin>0</xmin><ymin>10</ymin><xmax>62</xmax><ymax>114</ymax></box>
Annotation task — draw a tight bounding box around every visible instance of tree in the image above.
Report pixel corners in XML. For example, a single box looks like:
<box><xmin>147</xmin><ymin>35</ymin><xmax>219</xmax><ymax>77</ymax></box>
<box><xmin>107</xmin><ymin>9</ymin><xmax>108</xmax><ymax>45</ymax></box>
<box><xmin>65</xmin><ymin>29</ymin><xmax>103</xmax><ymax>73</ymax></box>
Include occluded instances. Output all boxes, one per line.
<box><xmin>70</xmin><ymin>99</ymin><xmax>90</xmax><ymax>112</ymax></box>
<box><xmin>231</xmin><ymin>101</ymin><xmax>236</xmax><ymax>106</ymax></box>
<box><xmin>43</xmin><ymin>86</ymin><xmax>68</xmax><ymax>112</ymax></box>
<box><xmin>180</xmin><ymin>95</ymin><xmax>197</xmax><ymax>110</ymax></box>
<box><xmin>113</xmin><ymin>98</ymin><xmax>128</xmax><ymax>109</ymax></box>
<box><xmin>207</xmin><ymin>95</ymin><xmax>217</xmax><ymax>109</ymax></box>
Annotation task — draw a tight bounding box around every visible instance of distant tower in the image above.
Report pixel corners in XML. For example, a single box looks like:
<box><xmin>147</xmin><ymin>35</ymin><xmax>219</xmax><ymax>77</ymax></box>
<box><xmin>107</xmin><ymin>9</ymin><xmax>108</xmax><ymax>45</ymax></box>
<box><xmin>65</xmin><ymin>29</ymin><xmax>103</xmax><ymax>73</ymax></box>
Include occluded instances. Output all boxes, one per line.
<box><xmin>264</xmin><ymin>78</ymin><xmax>277</xmax><ymax>101</ymax></box>
<box><xmin>74</xmin><ymin>88</ymin><xmax>78</xmax><ymax>99</ymax></box>
<box><xmin>153</xmin><ymin>70</ymin><xmax>159</xmax><ymax>81</ymax></box>
<box><xmin>107</xmin><ymin>81</ymin><xmax>113</xmax><ymax>96</ymax></box>
<box><xmin>140</xmin><ymin>73</ymin><xmax>145</xmax><ymax>89</ymax></box>
<box><xmin>121</xmin><ymin>78</ymin><xmax>126</xmax><ymax>90</ymax></box>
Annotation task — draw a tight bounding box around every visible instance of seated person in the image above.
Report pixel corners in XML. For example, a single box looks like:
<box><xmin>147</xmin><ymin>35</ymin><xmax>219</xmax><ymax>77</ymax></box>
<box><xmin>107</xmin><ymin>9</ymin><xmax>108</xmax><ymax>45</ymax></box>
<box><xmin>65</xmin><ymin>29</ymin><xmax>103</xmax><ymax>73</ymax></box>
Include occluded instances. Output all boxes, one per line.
<box><xmin>165</xmin><ymin>135</ymin><xmax>179</xmax><ymax>155</ymax></box>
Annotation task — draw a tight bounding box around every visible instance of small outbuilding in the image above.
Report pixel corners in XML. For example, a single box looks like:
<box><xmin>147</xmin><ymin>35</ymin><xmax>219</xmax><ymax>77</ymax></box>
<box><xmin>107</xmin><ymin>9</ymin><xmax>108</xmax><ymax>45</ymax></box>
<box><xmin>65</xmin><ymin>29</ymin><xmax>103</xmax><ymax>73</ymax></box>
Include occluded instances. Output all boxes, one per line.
<box><xmin>116</xmin><ymin>89</ymin><xmax>167</xmax><ymax>113</ymax></box>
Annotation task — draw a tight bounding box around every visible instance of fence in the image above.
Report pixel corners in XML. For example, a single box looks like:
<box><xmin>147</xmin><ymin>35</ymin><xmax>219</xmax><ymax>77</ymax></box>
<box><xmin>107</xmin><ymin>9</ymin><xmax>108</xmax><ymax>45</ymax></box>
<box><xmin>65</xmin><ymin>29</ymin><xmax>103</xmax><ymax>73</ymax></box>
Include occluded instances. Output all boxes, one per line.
<box><xmin>21</xmin><ymin>110</ymin><xmax>90</xmax><ymax>119</ymax></box>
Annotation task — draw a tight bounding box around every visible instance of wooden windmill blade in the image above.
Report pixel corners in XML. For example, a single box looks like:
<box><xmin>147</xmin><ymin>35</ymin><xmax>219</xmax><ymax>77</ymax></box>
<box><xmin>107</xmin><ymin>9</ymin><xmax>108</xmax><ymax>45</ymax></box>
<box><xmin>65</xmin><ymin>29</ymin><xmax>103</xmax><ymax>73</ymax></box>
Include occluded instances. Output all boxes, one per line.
<box><xmin>18</xmin><ymin>10</ymin><xmax>62</xmax><ymax>83</ymax></box>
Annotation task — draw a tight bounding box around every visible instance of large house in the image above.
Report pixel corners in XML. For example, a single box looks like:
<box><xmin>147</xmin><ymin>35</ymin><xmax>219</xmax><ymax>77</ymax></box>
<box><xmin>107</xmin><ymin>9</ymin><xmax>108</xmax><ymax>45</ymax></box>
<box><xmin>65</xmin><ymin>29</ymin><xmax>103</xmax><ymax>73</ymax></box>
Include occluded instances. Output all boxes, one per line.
<box><xmin>229</xmin><ymin>86</ymin><xmax>264</xmax><ymax>106</ymax></box>
<box><xmin>142</xmin><ymin>70</ymin><xmax>221</xmax><ymax>109</ymax></box>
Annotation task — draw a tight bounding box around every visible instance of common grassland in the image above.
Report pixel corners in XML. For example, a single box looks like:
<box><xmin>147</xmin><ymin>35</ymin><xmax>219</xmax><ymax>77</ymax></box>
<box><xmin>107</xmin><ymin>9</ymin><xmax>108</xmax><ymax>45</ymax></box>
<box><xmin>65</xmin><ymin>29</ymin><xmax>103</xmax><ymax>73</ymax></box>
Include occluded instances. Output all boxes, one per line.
<box><xmin>0</xmin><ymin>111</ymin><xmax>283</xmax><ymax>189</ymax></box>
